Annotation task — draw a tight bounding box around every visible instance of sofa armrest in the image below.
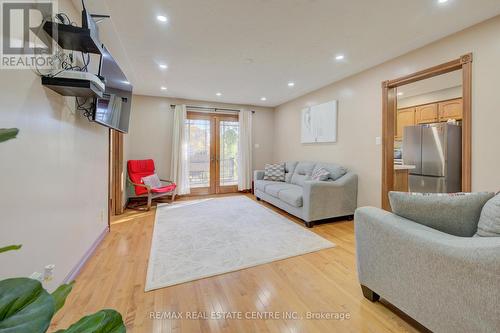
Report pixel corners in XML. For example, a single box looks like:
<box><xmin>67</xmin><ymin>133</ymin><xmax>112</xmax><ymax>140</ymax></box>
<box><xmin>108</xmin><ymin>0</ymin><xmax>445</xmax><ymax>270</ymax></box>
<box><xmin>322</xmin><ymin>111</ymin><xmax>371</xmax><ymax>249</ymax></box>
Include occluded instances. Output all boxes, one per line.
<box><xmin>355</xmin><ymin>206</ymin><xmax>500</xmax><ymax>272</ymax></box>
<box><xmin>302</xmin><ymin>172</ymin><xmax>358</xmax><ymax>221</ymax></box>
<box><xmin>355</xmin><ymin>207</ymin><xmax>500</xmax><ymax>332</ymax></box>
<box><xmin>254</xmin><ymin>170</ymin><xmax>265</xmax><ymax>181</ymax></box>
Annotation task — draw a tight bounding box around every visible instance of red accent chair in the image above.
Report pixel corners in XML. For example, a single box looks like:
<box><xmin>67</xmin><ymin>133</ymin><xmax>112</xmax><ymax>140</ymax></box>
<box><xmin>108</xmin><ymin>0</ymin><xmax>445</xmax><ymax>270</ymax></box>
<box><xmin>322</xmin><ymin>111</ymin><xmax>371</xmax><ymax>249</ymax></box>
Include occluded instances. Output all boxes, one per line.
<box><xmin>127</xmin><ymin>159</ymin><xmax>176</xmax><ymax>210</ymax></box>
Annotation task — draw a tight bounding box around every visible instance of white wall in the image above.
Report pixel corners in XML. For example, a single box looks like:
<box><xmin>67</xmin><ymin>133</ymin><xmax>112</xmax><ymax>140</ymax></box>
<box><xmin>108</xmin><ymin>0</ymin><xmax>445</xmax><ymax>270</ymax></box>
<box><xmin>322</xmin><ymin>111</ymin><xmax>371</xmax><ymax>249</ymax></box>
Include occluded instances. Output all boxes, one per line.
<box><xmin>397</xmin><ymin>86</ymin><xmax>462</xmax><ymax>109</ymax></box>
<box><xmin>0</xmin><ymin>0</ymin><xmax>108</xmax><ymax>289</ymax></box>
<box><xmin>124</xmin><ymin>95</ymin><xmax>274</xmax><ymax>190</ymax></box>
<box><xmin>274</xmin><ymin>16</ymin><xmax>500</xmax><ymax>207</ymax></box>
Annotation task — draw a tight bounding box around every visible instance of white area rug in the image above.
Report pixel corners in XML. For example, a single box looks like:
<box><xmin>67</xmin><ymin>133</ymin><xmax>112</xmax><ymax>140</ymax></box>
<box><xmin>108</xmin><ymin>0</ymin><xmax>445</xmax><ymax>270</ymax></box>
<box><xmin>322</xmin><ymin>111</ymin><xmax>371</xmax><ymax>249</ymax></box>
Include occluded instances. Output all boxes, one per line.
<box><xmin>145</xmin><ymin>196</ymin><xmax>335</xmax><ymax>291</ymax></box>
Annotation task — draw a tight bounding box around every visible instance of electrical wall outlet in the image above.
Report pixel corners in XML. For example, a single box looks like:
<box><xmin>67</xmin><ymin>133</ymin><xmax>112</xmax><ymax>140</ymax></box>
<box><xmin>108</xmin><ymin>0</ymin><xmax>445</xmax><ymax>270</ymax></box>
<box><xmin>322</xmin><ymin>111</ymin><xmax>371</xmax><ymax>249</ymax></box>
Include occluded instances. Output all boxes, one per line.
<box><xmin>43</xmin><ymin>264</ymin><xmax>55</xmax><ymax>282</ymax></box>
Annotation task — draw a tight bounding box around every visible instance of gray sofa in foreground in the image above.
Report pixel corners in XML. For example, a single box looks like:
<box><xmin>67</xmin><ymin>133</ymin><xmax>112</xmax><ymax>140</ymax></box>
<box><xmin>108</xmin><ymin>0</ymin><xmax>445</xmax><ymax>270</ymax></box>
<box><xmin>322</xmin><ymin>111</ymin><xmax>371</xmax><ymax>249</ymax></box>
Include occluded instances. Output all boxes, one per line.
<box><xmin>254</xmin><ymin>161</ymin><xmax>358</xmax><ymax>228</ymax></box>
<box><xmin>355</xmin><ymin>207</ymin><xmax>500</xmax><ymax>332</ymax></box>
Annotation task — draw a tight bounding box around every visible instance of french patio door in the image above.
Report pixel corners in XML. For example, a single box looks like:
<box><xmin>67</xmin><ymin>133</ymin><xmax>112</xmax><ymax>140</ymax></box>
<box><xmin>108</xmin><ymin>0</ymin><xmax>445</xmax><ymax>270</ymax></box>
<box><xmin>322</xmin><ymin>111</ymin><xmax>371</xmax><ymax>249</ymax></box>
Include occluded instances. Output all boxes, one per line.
<box><xmin>186</xmin><ymin>112</ymin><xmax>239</xmax><ymax>195</ymax></box>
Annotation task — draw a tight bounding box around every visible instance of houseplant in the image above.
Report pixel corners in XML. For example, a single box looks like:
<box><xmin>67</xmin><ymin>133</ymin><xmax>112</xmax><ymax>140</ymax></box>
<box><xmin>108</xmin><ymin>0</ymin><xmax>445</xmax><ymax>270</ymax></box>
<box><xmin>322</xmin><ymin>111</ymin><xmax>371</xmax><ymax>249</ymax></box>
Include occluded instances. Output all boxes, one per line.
<box><xmin>0</xmin><ymin>128</ymin><xmax>126</xmax><ymax>332</ymax></box>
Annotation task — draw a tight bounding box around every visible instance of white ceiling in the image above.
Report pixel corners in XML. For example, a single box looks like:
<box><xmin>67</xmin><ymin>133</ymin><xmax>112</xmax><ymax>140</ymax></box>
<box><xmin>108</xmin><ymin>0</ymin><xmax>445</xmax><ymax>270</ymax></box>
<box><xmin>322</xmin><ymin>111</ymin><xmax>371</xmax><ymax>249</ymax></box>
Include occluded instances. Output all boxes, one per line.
<box><xmin>73</xmin><ymin>0</ymin><xmax>500</xmax><ymax>107</ymax></box>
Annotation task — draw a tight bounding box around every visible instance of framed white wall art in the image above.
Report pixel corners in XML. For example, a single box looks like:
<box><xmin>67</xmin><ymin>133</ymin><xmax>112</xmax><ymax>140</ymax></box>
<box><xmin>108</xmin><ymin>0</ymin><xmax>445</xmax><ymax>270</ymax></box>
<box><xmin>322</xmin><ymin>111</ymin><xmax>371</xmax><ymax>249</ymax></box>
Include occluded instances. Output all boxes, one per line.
<box><xmin>301</xmin><ymin>100</ymin><xmax>338</xmax><ymax>143</ymax></box>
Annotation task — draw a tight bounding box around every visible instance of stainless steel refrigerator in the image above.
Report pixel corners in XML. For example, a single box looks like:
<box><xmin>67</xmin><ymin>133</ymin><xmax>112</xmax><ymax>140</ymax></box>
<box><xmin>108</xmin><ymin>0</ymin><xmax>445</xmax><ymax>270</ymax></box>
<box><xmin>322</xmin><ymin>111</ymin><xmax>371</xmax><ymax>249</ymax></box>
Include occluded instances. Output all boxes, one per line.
<box><xmin>402</xmin><ymin>123</ymin><xmax>462</xmax><ymax>193</ymax></box>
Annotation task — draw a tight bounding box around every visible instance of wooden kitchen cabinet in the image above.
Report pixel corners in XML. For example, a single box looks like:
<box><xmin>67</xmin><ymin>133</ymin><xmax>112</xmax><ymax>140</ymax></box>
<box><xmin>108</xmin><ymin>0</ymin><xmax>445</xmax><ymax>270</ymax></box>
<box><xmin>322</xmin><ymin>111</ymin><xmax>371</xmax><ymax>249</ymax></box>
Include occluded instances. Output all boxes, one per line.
<box><xmin>395</xmin><ymin>98</ymin><xmax>463</xmax><ymax>140</ymax></box>
<box><xmin>395</xmin><ymin>107</ymin><xmax>415</xmax><ymax>140</ymax></box>
<box><xmin>394</xmin><ymin>169</ymin><xmax>410</xmax><ymax>192</ymax></box>
<box><xmin>416</xmin><ymin>103</ymin><xmax>438</xmax><ymax>124</ymax></box>
<box><xmin>439</xmin><ymin>98</ymin><xmax>463</xmax><ymax>121</ymax></box>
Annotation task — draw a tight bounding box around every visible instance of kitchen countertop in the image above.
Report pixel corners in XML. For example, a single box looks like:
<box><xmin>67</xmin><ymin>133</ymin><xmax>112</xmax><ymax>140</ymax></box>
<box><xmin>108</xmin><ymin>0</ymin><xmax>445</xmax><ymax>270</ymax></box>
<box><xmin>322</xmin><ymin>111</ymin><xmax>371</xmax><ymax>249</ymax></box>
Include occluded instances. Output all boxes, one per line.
<box><xmin>394</xmin><ymin>164</ymin><xmax>416</xmax><ymax>170</ymax></box>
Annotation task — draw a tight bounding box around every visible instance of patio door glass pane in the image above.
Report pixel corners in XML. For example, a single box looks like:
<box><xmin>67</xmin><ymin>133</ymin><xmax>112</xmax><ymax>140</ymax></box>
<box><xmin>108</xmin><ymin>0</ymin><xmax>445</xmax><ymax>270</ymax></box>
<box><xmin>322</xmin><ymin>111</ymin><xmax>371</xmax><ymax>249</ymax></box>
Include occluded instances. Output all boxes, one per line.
<box><xmin>219</xmin><ymin>120</ymin><xmax>239</xmax><ymax>186</ymax></box>
<box><xmin>187</xmin><ymin>119</ymin><xmax>211</xmax><ymax>188</ymax></box>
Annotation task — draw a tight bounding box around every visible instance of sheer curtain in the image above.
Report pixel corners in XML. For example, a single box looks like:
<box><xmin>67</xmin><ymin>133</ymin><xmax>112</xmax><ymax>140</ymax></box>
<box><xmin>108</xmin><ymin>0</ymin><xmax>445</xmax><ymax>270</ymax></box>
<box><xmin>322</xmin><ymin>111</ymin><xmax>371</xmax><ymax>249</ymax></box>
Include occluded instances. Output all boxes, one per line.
<box><xmin>170</xmin><ymin>105</ymin><xmax>190</xmax><ymax>195</ymax></box>
<box><xmin>238</xmin><ymin>110</ymin><xmax>253</xmax><ymax>191</ymax></box>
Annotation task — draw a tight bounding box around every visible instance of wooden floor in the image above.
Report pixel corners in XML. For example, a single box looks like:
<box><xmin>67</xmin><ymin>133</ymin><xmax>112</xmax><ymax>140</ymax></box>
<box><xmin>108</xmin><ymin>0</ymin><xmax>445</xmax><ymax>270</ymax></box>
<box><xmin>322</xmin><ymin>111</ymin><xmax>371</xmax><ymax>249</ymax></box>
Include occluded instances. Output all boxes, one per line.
<box><xmin>51</xmin><ymin>194</ymin><xmax>425</xmax><ymax>333</ymax></box>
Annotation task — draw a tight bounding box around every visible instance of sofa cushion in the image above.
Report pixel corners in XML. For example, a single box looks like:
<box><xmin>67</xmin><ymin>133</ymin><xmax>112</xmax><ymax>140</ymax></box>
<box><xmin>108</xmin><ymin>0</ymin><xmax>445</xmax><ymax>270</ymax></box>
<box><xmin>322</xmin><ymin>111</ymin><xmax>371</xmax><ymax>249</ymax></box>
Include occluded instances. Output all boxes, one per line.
<box><xmin>254</xmin><ymin>180</ymin><xmax>278</xmax><ymax>192</ymax></box>
<box><xmin>264</xmin><ymin>163</ymin><xmax>285</xmax><ymax>181</ymax></box>
<box><xmin>285</xmin><ymin>161</ymin><xmax>298</xmax><ymax>183</ymax></box>
<box><xmin>290</xmin><ymin>161</ymin><xmax>316</xmax><ymax>186</ymax></box>
<box><xmin>265</xmin><ymin>183</ymin><xmax>298</xmax><ymax>198</ymax></box>
<box><xmin>389</xmin><ymin>191</ymin><xmax>495</xmax><ymax>237</ymax></box>
<box><xmin>475</xmin><ymin>194</ymin><xmax>500</xmax><ymax>237</ymax></box>
<box><xmin>312</xmin><ymin>163</ymin><xmax>347</xmax><ymax>181</ymax></box>
<box><xmin>278</xmin><ymin>187</ymin><xmax>303</xmax><ymax>207</ymax></box>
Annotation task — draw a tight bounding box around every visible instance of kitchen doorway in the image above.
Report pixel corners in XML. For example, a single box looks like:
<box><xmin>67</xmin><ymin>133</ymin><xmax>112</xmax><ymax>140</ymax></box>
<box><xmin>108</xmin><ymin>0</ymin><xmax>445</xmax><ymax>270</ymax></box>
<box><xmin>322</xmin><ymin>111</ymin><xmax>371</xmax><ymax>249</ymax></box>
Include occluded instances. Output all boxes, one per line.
<box><xmin>381</xmin><ymin>54</ymin><xmax>472</xmax><ymax>210</ymax></box>
<box><xmin>186</xmin><ymin>112</ymin><xmax>239</xmax><ymax>195</ymax></box>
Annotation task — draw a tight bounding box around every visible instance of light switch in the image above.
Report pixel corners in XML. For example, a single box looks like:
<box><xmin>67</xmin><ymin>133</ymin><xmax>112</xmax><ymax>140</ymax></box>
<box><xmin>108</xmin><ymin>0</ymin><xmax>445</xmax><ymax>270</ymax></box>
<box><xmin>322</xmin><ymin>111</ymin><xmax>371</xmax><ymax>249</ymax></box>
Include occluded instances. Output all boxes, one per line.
<box><xmin>375</xmin><ymin>137</ymin><xmax>382</xmax><ymax>145</ymax></box>
<box><xmin>254</xmin><ymin>143</ymin><xmax>260</xmax><ymax>149</ymax></box>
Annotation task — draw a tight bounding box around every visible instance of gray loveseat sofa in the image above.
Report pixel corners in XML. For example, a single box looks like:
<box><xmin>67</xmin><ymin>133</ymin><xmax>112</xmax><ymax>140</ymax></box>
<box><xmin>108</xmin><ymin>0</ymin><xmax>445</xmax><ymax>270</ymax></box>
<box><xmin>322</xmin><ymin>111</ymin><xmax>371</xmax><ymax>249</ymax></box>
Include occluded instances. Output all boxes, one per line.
<box><xmin>355</xmin><ymin>207</ymin><xmax>500</xmax><ymax>332</ymax></box>
<box><xmin>254</xmin><ymin>161</ymin><xmax>358</xmax><ymax>228</ymax></box>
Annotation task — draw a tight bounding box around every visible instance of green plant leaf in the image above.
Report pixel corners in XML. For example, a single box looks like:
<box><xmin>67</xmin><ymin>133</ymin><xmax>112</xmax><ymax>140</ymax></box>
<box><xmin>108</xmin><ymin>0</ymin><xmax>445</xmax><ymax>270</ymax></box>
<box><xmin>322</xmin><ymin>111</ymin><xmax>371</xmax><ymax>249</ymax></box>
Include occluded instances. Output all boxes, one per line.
<box><xmin>0</xmin><ymin>278</ymin><xmax>55</xmax><ymax>333</ymax></box>
<box><xmin>0</xmin><ymin>129</ymin><xmax>19</xmax><ymax>143</ymax></box>
<box><xmin>51</xmin><ymin>281</ymin><xmax>75</xmax><ymax>314</ymax></box>
<box><xmin>0</xmin><ymin>245</ymin><xmax>22</xmax><ymax>254</ymax></box>
<box><xmin>54</xmin><ymin>309</ymin><xmax>126</xmax><ymax>333</ymax></box>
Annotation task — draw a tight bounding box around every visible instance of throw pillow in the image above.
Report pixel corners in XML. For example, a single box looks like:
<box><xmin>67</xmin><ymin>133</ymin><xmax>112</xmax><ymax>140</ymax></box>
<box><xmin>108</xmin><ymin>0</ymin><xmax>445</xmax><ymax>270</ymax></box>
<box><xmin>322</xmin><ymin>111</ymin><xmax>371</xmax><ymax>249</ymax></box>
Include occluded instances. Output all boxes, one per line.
<box><xmin>142</xmin><ymin>173</ymin><xmax>162</xmax><ymax>189</ymax></box>
<box><xmin>312</xmin><ymin>163</ymin><xmax>347</xmax><ymax>181</ymax></box>
<box><xmin>389</xmin><ymin>191</ymin><xmax>495</xmax><ymax>237</ymax></box>
<box><xmin>311</xmin><ymin>167</ymin><xmax>330</xmax><ymax>181</ymax></box>
<box><xmin>263</xmin><ymin>163</ymin><xmax>285</xmax><ymax>181</ymax></box>
<box><xmin>475</xmin><ymin>193</ymin><xmax>500</xmax><ymax>237</ymax></box>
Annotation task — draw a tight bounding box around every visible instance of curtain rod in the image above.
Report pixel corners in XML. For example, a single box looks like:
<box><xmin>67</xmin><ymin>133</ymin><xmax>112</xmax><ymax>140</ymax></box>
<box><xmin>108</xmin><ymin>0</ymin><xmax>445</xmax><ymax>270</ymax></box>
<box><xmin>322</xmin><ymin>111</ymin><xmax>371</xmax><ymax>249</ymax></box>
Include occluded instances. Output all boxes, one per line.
<box><xmin>170</xmin><ymin>105</ymin><xmax>255</xmax><ymax>113</ymax></box>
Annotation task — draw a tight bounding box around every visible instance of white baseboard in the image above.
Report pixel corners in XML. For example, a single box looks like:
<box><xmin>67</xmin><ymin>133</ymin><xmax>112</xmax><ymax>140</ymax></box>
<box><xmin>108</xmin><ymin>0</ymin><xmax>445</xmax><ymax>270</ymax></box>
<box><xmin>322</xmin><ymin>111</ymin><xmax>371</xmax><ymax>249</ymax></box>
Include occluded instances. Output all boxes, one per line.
<box><xmin>63</xmin><ymin>226</ymin><xmax>109</xmax><ymax>283</ymax></box>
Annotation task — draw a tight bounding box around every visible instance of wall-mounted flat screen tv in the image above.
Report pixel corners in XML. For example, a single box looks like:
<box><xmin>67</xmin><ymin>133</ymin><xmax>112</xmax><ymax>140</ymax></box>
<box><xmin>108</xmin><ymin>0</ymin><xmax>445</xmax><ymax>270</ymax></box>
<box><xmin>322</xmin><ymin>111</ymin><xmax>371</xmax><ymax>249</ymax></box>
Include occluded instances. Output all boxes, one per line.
<box><xmin>93</xmin><ymin>46</ymin><xmax>132</xmax><ymax>133</ymax></box>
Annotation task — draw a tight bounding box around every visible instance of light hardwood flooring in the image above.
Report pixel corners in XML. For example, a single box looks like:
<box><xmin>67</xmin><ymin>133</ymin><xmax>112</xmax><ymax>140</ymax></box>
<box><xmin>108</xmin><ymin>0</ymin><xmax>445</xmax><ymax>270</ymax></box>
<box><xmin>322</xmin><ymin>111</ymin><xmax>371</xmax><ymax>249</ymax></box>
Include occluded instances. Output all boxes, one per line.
<box><xmin>51</xmin><ymin>194</ymin><xmax>426</xmax><ymax>332</ymax></box>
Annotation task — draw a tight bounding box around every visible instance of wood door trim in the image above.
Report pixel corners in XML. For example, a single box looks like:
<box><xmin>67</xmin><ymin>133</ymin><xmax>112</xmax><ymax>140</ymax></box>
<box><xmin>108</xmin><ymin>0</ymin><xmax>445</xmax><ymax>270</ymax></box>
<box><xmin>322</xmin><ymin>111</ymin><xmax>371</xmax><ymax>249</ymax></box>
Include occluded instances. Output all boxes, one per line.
<box><xmin>381</xmin><ymin>53</ymin><xmax>472</xmax><ymax>210</ymax></box>
<box><xmin>384</xmin><ymin>54</ymin><xmax>471</xmax><ymax>88</ymax></box>
<box><xmin>108</xmin><ymin>130</ymin><xmax>112</xmax><ymax>227</ymax></box>
<box><xmin>109</xmin><ymin>129</ymin><xmax>124</xmax><ymax>218</ymax></box>
<box><xmin>461</xmin><ymin>57</ymin><xmax>472</xmax><ymax>192</ymax></box>
<box><xmin>381</xmin><ymin>85</ymin><xmax>396</xmax><ymax>211</ymax></box>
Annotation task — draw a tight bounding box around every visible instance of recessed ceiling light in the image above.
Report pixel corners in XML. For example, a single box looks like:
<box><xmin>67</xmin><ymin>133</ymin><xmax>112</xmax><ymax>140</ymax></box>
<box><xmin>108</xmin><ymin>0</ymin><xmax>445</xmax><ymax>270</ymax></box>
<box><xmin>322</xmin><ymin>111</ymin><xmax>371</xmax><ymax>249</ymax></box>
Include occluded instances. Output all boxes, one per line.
<box><xmin>287</xmin><ymin>82</ymin><xmax>295</xmax><ymax>87</ymax></box>
<box><xmin>161</xmin><ymin>86</ymin><xmax>167</xmax><ymax>91</ymax></box>
<box><xmin>438</xmin><ymin>0</ymin><xmax>449</xmax><ymax>3</ymax></box>
<box><xmin>157</xmin><ymin>15</ymin><xmax>168</xmax><ymax>22</ymax></box>
<box><xmin>260</xmin><ymin>97</ymin><xmax>267</xmax><ymax>101</ymax></box>
<box><xmin>216</xmin><ymin>92</ymin><xmax>222</xmax><ymax>96</ymax></box>
<box><xmin>159</xmin><ymin>64</ymin><xmax>168</xmax><ymax>70</ymax></box>
<box><xmin>335</xmin><ymin>54</ymin><xmax>345</xmax><ymax>61</ymax></box>
<box><xmin>397</xmin><ymin>92</ymin><xmax>404</xmax><ymax>96</ymax></box>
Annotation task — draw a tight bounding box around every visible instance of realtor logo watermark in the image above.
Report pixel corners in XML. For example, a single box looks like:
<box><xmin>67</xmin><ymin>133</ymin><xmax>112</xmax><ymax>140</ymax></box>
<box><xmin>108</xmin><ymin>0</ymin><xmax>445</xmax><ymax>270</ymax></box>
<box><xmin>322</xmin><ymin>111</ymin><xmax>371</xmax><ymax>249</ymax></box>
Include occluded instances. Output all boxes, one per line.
<box><xmin>1</xmin><ymin>0</ymin><xmax>57</xmax><ymax>69</ymax></box>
